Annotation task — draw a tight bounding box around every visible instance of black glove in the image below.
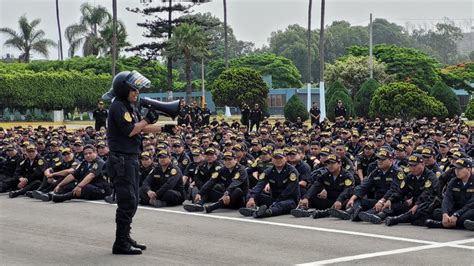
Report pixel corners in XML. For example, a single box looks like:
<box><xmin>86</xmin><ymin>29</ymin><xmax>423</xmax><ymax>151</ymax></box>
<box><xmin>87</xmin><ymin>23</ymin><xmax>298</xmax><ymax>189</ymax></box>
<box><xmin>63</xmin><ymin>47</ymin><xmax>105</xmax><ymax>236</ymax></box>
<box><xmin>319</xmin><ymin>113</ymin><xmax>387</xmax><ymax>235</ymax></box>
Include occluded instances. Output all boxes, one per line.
<box><xmin>144</xmin><ymin>109</ymin><xmax>160</xmax><ymax>124</ymax></box>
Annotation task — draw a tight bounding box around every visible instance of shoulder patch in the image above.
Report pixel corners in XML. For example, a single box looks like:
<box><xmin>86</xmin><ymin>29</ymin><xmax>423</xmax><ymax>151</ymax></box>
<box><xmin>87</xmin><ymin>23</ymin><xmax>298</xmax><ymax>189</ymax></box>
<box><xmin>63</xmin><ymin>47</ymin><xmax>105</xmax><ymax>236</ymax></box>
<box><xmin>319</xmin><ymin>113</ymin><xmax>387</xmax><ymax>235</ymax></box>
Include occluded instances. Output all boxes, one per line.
<box><xmin>55</xmin><ymin>162</ymin><xmax>62</xmax><ymax>167</ymax></box>
<box><xmin>124</xmin><ymin>112</ymin><xmax>132</xmax><ymax>122</ymax></box>
<box><xmin>182</xmin><ymin>159</ymin><xmax>188</xmax><ymax>166</ymax></box>
<box><xmin>289</xmin><ymin>172</ymin><xmax>297</xmax><ymax>182</ymax></box>
<box><xmin>171</xmin><ymin>168</ymin><xmax>177</xmax><ymax>175</ymax></box>
<box><xmin>53</xmin><ymin>157</ymin><xmax>60</xmax><ymax>162</ymax></box>
<box><xmin>424</xmin><ymin>180</ymin><xmax>432</xmax><ymax>188</ymax></box>
<box><xmin>234</xmin><ymin>172</ymin><xmax>240</xmax><ymax>180</ymax></box>
<box><xmin>211</xmin><ymin>172</ymin><xmax>219</xmax><ymax>179</ymax></box>
<box><xmin>259</xmin><ymin>172</ymin><xmax>265</xmax><ymax>180</ymax></box>
<box><xmin>397</xmin><ymin>172</ymin><xmax>405</xmax><ymax>180</ymax></box>
<box><xmin>344</xmin><ymin>179</ymin><xmax>353</xmax><ymax>186</ymax></box>
<box><xmin>436</xmin><ymin>171</ymin><xmax>441</xmax><ymax>177</ymax></box>
<box><xmin>400</xmin><ymin>180</ymin><xmax>405</xmax><ymax>189</ymax></box>
<box><xmin>251</xmin><ymin>160</ymin><xmax>258</xmax><ymax>168</ymax></box>
<box><xmin>38</xmin><ymin>159</ymin><xmax>44</xmax><ymax>166</ymax></box>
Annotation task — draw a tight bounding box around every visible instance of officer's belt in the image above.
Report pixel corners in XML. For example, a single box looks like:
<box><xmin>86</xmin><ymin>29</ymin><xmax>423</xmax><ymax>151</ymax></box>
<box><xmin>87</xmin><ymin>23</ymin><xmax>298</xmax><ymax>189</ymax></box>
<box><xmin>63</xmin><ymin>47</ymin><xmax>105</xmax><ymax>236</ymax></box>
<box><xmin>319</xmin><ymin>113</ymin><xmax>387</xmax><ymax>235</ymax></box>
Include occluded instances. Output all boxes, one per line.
<box><xmin>110</xmin><ymin>152</ymin><xmax>138</xmax><ymax>159</ymax></box>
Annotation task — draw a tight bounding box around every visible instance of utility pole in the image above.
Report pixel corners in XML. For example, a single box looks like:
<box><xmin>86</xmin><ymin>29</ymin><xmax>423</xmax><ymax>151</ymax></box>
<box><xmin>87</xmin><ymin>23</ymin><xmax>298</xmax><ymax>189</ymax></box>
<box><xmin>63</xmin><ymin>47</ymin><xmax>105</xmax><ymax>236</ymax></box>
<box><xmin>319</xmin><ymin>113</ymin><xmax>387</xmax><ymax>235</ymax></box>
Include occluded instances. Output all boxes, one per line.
<box><xmin>369</xmin><ymin>13</ymin><xmax>373</xmax><ymax>79</ymax></box>
<box><xmin>318</xmin><ymin>0</ymin><xmax>326</xmax><ymax>122</ymax></box>
<box><xmin>112</xmin><ymin>0</ymin><xmax>117</xmax><ymax>77</ymax></box>
<box><xmin>307</xmin><ymin>0</ymin><xmax>312</xmax><ymax>112</ymax></box>
<box><xmin>223</xmin><ymin>0</ymin><xmax>228</xmax><ymax>69</ymax></box>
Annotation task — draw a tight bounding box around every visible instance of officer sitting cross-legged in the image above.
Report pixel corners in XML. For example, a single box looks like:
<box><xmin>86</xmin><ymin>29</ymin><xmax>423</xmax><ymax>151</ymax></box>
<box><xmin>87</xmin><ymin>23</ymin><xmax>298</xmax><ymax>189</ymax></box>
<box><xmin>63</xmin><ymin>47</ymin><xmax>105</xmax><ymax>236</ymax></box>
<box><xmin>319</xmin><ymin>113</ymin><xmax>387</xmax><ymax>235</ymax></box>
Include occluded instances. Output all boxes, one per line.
<box><xmin>139</xmin><ymin>149</ymin><xmax>185</xmax><ymax>208</ymax></box>
<box><xmin>183</xmin><ymin>150</ymin><xmax>248</xmax><ymax>213</ymax></box>
<box><xmin>239</xmin><ymin>149</ymin><xmax>300</xmax><ymax>218</ymax></box>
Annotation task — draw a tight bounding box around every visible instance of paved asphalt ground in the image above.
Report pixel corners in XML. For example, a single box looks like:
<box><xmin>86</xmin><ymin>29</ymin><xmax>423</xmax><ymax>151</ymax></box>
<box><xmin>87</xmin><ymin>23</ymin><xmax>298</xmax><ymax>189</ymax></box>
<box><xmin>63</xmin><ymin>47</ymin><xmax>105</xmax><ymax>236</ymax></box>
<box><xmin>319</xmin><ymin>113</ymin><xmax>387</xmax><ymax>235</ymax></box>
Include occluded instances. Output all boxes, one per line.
<box><xmin>1</xmin><ymin>194</ymin><xmax>473</xmax><ymax>265</ymax></box>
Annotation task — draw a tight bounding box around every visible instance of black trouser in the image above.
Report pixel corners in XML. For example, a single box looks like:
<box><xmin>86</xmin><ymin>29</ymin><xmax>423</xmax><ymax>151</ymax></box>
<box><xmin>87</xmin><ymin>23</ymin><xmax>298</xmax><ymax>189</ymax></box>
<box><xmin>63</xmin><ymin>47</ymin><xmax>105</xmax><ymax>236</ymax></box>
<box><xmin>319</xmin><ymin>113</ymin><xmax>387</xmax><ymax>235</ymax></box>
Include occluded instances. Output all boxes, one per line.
<box><xmin>308</xmin><ymin>197</ymin><xmax>336</xmax><ymax>210</ymax></box>
<box><xmin>139</xmin><ymin>189</ymin><xmax>184</xmax><ymax>207</ymax></box>
<box><xmin>431</xmin><ymin>208</ymin><xmax>474</xmax><ymax>229</ymax></box>
<box><xmin>57</xmin><ymin>181</ymin><xmax>111</xmax><ymax>200</ymax></box>
<box><xmin>0</xmin><ymin>174</ymin><xmax>16</xmax><ymax>192</ymax></box>
<box><xmin>250</xmin><ymin>120</ymin><xmax>260</xmax><ymax>132</ymax></box>
<box><xmin>95</xmin><ymin>121</ymin><xmax>106</xmax><ymax>131</ymax></box>
<box><xmin>254</xmin><ymin>194</ymin><xmax>297</xmax><ymax>216</ymax></box>
<box><xmin>107</xmin><ymin>153</ymin><xmax>140</xmax><ymax>225</ymax></box>
<box><xmin>205</xmin><ymin>186</ymin><xmax>245</xmax><ymax>209</ymax></box>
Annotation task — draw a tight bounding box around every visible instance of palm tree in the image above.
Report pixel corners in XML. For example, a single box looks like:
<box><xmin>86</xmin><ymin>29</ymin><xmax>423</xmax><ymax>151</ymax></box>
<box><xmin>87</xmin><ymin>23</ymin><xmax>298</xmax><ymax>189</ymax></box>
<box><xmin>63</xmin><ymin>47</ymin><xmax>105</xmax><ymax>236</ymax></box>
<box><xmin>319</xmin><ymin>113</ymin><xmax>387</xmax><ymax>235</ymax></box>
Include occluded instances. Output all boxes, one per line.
<box><xmin>166</xmin><ymin>23</ymin><xmax>209</xmax><ymax>103</ymax></box>
<box><xmin>98</xmin><ymin>20</ymin><xmax>130</xmax><ymax>57</ymax></box>
<box><xmin>56</xmin><ymin>0</ymin><xmax>63</xmax><ymax>60</ymax></box>
<box><xmin>65</xmin><ymin>3</ymin><xmax>111</xmax><ymax>57</ymax></box>
<box><xmin>0</xmin><ymin>15</ymin><xmax>56</xmax><ymax>62</ymax></box>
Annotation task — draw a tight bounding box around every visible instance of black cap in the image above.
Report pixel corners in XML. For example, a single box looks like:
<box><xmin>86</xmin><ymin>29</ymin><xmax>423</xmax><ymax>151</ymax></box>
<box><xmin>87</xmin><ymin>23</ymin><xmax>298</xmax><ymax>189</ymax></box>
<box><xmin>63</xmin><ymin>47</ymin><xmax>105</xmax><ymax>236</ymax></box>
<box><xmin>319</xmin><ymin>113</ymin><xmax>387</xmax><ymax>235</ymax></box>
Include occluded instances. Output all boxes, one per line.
<box><xmin>408</xmin><ymin>154</ymin><xmax>424</xmax><ymax>165</ymax></box>
<box><xmin>453</xmin><ymin>158</ymin><xmax>472</xmax><ymax>169</ymax></box>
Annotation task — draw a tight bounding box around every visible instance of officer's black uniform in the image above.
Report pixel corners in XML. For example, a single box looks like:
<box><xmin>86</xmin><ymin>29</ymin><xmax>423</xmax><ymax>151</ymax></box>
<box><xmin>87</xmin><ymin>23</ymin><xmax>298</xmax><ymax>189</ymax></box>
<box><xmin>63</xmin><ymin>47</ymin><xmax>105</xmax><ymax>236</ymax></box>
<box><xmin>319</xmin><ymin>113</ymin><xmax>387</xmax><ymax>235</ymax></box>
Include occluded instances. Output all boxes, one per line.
<box><xmin>334</xmin><ymin>106</ymin><xmax>347</xmax><ymax>119</ymax></box>
<box><xmin>247</xmin><ymin>156</ymin><xmax>273</xmax><ymax>188</ymax></box>
<box><xmin>173</xmin><ymin>151</ymin><xmax>191</xmax><ymax>173</ymax></box>
<box><xmin>197</xmin><ymin>162</ymin><xmax>249</xmax><ymax>212</ymax></box>
<box><xmin>190</xmin><ymin>160</ymin><xmax>222</xmax><ymax>202</ymax></box>
<box><xmin>246</xmin><ymin>162</ymin><xmax>300</xmax><ymax>217</ymax></box>
<box><xmin>428</xmin><ymin>174</ymin><xmax>474</xmax><ymax>229</ymax></box>
<box><xmin>386</xmin><ymin>167</ymin><xmax>440</xmax><ymax>226</ymax></box>
<box><xmin>0</xmin><ymin>151</ymin><xmax>21</xmax><ymax>192</ymax></box>
<box><xmin>93</xmin><ymin>107</ymin><xmax>108</xmax><ymax>131</ymax></box>
<box><xmin>310</xmin><ymin>106</ymin><xmax>320</xmax><ymax>127</ymax></box>
<box><xmin>8</xmin><ymin>154</ymin><xmax>46</xmax><ymax>198</ymax></box>
<box><xmin>139</xmin><ymin>164</ymin><xmax>184</xmax><ymax>207</ymax></box>
<box><xmin>202</xmin><ymin>106</ymin><xmax>211</xmax><ymax>125</ymax></box>
<box><xmin>54</xmin><ymin>157</ymin><xmax>110</xmax><ymax>201</ymax></box>
<box><xmin>249</xmin><ymin>107</ymin><xmax>263</xmax><ymax>132</ymax></box>
<box><xmin>33</xmin><ymin>158</ymin><xmax>80</xmax><ymax>200</ymax></box>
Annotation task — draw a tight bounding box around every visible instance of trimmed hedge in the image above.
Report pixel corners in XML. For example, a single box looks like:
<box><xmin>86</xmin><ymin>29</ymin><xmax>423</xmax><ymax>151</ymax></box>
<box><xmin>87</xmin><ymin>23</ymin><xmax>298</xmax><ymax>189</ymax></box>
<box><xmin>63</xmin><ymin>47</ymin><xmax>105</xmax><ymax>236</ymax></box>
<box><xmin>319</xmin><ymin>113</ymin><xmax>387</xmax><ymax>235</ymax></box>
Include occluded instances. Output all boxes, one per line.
<box><xmin>284</xmin><ymin>94</ymin><xmax>309</xmax><ymax>123</ymax></box>
<box><xmin>0</xmin><ymin>71</ymin><xmax>111</xmax><ymax>111</ymax></box>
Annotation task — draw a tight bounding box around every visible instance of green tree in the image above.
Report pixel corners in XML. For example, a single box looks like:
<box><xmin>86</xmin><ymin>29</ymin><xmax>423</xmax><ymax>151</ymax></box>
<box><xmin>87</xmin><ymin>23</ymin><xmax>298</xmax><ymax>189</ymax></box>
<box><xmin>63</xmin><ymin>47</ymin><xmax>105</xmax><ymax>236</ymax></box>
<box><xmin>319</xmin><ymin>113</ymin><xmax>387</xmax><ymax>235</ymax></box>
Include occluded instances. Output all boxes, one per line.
<box><xmin>430</xmin><ymin>81</ymin><xmax>461</xmax><ymax>117</ymax></box>
<box><xmin>0</xmin><ymin>15</ymin><xmax>56</xmax><ymax>62</ymax></box>
<box><xmin>372</xmin><ymin>18</ymin><xmax>413</xmax><ymax>47</ymax></box>
<box><xmin>324</xmin><ymin>21</ymin><xmax>368</xmax><ymax>64</ymax></box>
<box><xmin>348</xmin><ymin>44</ymin><xmax>441</xmax><ymax>92</ymax></box>
<box><xmin>325</xmin><ymin>79</ymin><xmax>349</xmax><ymax>102</ymax></box>
<box><xmin>354</xmin><ymin>79</ymin><xmax>380</xmax><ymax>117</ymax></box>
<box><xmin>369</xmin><ymin>82</ymin><xmax>448</xmax><ymax>119</ymax></box>
<box><xmin>207</xmin><ymin>53</ymin><xmax>303</xmax><ymax>88</ymax></box>
<box><xmin>65</xmin><ymin>3</ymin><xmax>111</xmax><ymax>57</ymax></box>
<box><xmin>97</xmin><ymin>20</ymin><xmax>131</xmax><ymax>57</ymax></box>
<box><xmin>210</xmin><ymin>67</ymin><xmax>269</xmax><ymax>110</ymax></box>
<box><xmin>324</xmin><ymin>55</ymin><xmax>389</xmax><ymax>99</ymax></box>
<box><xmin>439</xmin><ymin>62</ymin><xmax>474</xmax><ymax>93</ymax></box>
<box><xmin>268</xmin><ymin>24</ymin><xmax>319</xmax><ymax>83</ymax></box>
<box><xmin>166</xmin><ymin>23</ymin><xmax>209</xmax><ymax>102</ymax></box>
<box><xmin>465</xmin><ymin>99</ymin><xmax>474</xmax><ymax>120</ymax></box>
<box><xmin>284</xmin><ymin>94</ymin><xmax>309</xmax><ymax>123</ymax></box>
<box><xmin>327</xmin><ymin>91</ymin><xmax>353</xmax><ymax>121</ymax></box>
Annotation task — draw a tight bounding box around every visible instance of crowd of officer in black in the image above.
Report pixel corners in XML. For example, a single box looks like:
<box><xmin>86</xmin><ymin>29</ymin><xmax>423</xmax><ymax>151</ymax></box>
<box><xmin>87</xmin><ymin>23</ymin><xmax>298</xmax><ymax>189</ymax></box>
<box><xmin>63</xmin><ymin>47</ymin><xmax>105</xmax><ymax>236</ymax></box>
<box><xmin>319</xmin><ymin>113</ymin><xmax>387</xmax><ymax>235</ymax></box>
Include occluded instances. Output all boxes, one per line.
<box><xmin>1</xmin><ymin>111</ymin><xmax>473</xmax><ymax>231</ymax></box>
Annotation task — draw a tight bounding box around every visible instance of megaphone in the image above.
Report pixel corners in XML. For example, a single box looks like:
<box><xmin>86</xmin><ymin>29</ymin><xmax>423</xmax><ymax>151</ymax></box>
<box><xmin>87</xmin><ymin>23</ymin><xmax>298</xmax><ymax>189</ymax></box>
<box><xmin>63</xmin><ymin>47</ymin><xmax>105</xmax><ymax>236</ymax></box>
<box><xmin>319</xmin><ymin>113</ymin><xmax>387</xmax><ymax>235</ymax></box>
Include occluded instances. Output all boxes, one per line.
<box><xmin>140</xmin><ymin>97</ymin><xmax>180</xmax><ymax>120</ymax></box>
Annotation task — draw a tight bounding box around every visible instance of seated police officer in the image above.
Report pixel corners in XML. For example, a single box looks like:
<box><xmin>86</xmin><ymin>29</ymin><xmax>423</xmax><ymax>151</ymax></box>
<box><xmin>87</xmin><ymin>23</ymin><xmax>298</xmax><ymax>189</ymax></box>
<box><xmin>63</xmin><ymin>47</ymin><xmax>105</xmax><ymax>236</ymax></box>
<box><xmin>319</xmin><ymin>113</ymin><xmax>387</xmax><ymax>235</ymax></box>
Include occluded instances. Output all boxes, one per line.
<box><xmin>425</xmin><ymin>158</ymin><xmax>474</xmax><ymax>229</ymax></box>
<box><xmin>32</xmin><ymin>148</ymin><xmax>80</xmax><ymax>201</ymax></box>
<box><xmin>52</xmin><ymin>144</ymin><xmax>110</xmax><ymax>203</ymax></box>
<box><xmin>384</xmin><ymin>154</ymin><xmax>440</xmax><ymax>226</ymax></box>
<box><xmin>183</xmin><ymin>150</ymin><xmax>248</xmax><ymax>213</ymax></box>
<box><xmin>343</xmin><ymin>149</ymin><xmax>405</xmax><ymax>223</ymax></box>
<box><xmin>239</xmin><ymin>149</ymin><xmax>300</xmax><ymax>218</ymax></box>
<box><xmin>0</xmin><ymin>144</ymin><xmax>22</xmax><ymax>193</ymax></box>
<box><xmin>188</xmin><ymin>147</ymin><xmax>223</xmax><ymax>203</ymax></box>
<box><xmin>291</xmin><ymin>154</ymin><xmax>354</xmax><ymax>219</ymax></box>
<box><xmin>9</xmin><ymin>144</ymin><xmax>46</xmax><ymax>198</ymax></box>
<box><xmin>139</xmin><ymin>149</ymin><xmax>184</xmax><ymax>208</ymax></box>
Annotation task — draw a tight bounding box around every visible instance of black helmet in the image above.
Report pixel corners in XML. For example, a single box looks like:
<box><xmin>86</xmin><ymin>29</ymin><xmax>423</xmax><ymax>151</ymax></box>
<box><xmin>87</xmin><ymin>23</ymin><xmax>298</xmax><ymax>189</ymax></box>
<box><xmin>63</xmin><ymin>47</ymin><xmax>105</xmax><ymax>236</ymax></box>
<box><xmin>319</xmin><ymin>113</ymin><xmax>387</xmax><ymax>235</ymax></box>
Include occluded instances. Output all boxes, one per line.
<box><xmin>103</xmin><ymin>71</ymin><xmax>151</xmax><ymax>101</ymax></box>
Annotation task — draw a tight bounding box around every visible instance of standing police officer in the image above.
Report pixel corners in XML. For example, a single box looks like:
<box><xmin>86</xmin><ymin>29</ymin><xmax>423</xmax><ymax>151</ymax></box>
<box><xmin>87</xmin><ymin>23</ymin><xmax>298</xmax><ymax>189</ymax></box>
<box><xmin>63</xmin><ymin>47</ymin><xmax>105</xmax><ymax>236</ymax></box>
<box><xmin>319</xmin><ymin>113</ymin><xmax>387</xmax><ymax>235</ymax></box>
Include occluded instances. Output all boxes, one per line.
<box><xmin>106</xmin><ymin>71</ymin><xmax>162</xmax><ymax>255</ymax></box>
<box><xmin>93</xmin><ymin>101</ymin><xmax>108</xmax><ymax>131</ymax></box>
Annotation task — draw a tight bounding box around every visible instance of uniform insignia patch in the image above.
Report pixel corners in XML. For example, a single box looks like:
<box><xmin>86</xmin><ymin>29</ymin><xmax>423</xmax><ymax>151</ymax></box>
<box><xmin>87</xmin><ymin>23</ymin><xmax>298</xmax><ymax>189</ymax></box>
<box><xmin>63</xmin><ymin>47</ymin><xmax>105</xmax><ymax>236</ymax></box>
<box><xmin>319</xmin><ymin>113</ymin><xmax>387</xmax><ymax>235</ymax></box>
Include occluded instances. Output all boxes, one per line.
<box><xmin>154</xmin><ymin>175</ymin><xmax>161</xmax><ymax>179</ymax></box>
<box><xmin>424</xmin><ymin>180</ymin><xmax>432</xmax><ymax>188</ymax></box>
<box><xmin>400</xmin><ymin>180</ymin><xmax>405</xmax><ymax>188</ymax></box>
<box><xmin>466</xmin><ymin>189</ymin><xmax>474</xmax><ymax>193</ymax></box>
<box><xmin>234</xmin><ymin>172</ymin><xmax>240</xmax><ymax>180</ymax></box>
<box><xmin>344</xmin><ymin>179</ymin><xmax>352</xmax><ymax>186</ymax></box>
<box><xmin>20</xmin><ymin>160</ymin><xmax>25</xmax><ymax>166</ymax></box>
<box><xmin>92</xmin><ymin>163</ymin><xmax>98</xmax><ymax>170</ymax></box>
<box><xmin>289</xmin><ymin>172</ymin><xmax>297</xmax><ymax>182</ymax></box>
<box><xmin>124</xmin><ymin>112</ymin><xmax>132</xmax><ymax>122</ymax></box>
<box><xmin>259</xmin><ymin>172</ymin><xmax>265</xmax><ymax>180</ymax></box>
<box><xmin>436</xmin><ymin>172</ymin><xmax>441</xmax><ymax>177</ymax></box>
<box><xmin>53</xmin><ymin>157</ymin><xmax>60</xmax><ymax>162</ymax></box>
<box><xmin>55</xmin><ymin>162</ymin><xmax>62</xmax><ymax>167</ymax></box>
<box><xmin>171</xmin><ymin>168</ymin><xmax>177</xmax><ymax>175</ymax></box>
<box><xmin>251</xmin><ymin>160</ymin><xmax>258</xmax><ymax>168</ymax></box>
<box><xmin>397</xmin><ymin>172</ymin><xmax>404</xmax><ymax>180</ymax></box>
<box><xmin>38</xmin><ymin>159</ymin><xmax>44</xmax><ymax>166</ymax></box>
<box><xmin>452</xmin><ymin>188</ymin><xmax>461</xmax><ymax>192</ymax></box>
<box><xmin>182</xmin><ymin>159</ymin><xmax>188</xmax><ymax>165</ymax></box>
<box><xmin>215</xmin><ymin>166</ymin><xmax>222</xmax><ymax>171</ymax></box>
<box><xmin>212</xmin><ymin>172</ymin><xmax>219</xmax><ymax>179</ymax></box>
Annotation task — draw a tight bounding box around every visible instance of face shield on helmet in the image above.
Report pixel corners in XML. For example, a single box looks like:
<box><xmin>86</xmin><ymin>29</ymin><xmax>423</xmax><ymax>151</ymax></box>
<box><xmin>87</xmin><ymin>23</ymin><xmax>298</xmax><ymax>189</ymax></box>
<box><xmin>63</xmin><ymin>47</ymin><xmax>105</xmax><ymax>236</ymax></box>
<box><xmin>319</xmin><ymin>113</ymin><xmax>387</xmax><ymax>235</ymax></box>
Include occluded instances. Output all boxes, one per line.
<box><xmin>102</xmin><ymin>70</ymin><xmax>151</xmax><ymax>101</ymax></box>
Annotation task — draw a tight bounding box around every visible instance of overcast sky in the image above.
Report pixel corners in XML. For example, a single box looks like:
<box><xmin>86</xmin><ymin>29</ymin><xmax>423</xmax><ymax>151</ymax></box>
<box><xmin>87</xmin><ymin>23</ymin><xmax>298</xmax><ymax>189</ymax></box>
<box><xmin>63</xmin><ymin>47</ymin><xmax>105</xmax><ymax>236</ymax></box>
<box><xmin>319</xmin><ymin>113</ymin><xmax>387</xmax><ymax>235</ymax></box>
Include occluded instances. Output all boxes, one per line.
<box><xmin>0</xmin><ymin>0</ymin><xmax>472</xmax><ymax>60</ymax></box>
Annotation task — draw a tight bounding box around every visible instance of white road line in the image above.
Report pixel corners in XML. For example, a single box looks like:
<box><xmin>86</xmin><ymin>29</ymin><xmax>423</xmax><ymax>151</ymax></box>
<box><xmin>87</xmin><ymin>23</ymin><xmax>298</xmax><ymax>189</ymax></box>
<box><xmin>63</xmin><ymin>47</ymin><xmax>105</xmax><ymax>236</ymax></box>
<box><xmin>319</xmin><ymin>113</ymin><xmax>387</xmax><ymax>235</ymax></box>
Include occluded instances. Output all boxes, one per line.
<box><xmin>87</xmin><ymin>200</ymin><xmax>442</xmax><ymax>245</ymax></box>
<box><xmin>297</xmin><ymin>238</ymin><xmax>474</xmax><ymax>265</ymax></box>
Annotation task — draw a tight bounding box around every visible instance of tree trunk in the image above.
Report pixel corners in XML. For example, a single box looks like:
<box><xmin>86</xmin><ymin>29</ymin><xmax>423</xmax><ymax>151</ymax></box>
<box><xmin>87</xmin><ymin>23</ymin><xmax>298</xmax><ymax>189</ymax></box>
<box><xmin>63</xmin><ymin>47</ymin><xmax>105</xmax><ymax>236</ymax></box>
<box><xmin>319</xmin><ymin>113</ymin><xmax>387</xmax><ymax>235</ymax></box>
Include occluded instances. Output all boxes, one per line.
<box><xmin>56</xmin><ymin>0</ymin><xmax>63</xmax><ymax>60</ymax></box>
<box><xmin>185</xmin><ymin>54</ymin><xmax>193</xmax><ymax>104</ymax></box>
<box><xmin>223</xmin><ymin>0</ymin><xmax>228</xmax><ymax>69</ymax></box>
<box><xmin>307</xmin><ymin>0</ymin><xmax>312</xmax><ymax>84</ymax></box>
<box><xmin>112</xmin><ymin>0</ymin><xmax>117</xmax><ymax>77</ymax></box>
<box><xmin>167</xmin><ymin>0</ymin><xmax>173</xmax><ymax>92</ymax></box>
<box><xmin>319</xmin><ymin>0</ymin><xmax>325</xmax><ymax>82</ymax></box>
